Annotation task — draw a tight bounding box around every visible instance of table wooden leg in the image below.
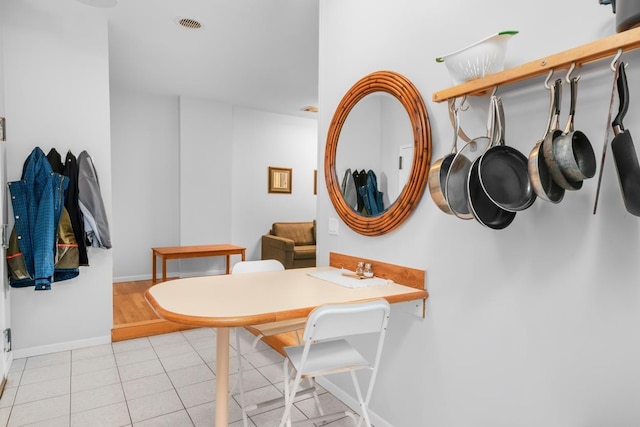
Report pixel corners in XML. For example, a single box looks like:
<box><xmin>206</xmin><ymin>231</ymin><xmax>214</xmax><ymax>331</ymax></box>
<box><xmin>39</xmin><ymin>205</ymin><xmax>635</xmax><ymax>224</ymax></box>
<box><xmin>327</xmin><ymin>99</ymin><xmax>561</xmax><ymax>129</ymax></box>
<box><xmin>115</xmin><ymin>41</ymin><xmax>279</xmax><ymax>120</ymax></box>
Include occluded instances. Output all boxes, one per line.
<box><xmin>162</xmin><ymin>258</ymin><xmax>167</xmax><ymax>283</ymax></box>
<box><xmin>215</xmin><ymin>327</ymin><xmax>230</xmax><ymax>427</ymax></box>
<box><xmin>225</xmin><ymin>255</ymin><xmax>230</xmax><ymax>274</ymax></box>
<box><xmin>152</xmin><ymin>251</ymin><xmax>157</xmax><ymax>283</ymax></box>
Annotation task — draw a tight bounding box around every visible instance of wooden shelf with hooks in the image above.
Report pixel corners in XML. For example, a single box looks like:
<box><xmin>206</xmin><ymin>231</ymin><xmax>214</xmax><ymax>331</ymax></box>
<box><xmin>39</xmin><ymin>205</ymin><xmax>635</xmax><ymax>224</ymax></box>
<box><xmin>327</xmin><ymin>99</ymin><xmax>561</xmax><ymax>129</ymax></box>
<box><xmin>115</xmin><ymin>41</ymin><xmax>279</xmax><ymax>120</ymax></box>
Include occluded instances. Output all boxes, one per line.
<box><xmin>432</xmin><ymin>26</ymin><xmax>640</xmax><ymax>103</ymax></box>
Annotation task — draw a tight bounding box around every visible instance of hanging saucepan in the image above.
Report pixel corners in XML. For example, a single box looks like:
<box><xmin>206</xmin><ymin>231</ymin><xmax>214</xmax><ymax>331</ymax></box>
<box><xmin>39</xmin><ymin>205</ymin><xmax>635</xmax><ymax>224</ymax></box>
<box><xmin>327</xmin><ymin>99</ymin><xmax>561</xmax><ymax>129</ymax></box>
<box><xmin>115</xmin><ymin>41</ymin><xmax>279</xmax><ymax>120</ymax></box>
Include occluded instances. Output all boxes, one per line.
<box><xmin>467</xmin><ymin>96</ymin><xmax>516</xmax><ymax>229</ymax></box>
<box><xmin>445</xmin><ymin>97</ymin><xmax>496</xmax><ymax>219</ymax></box>
<box><xmin>542</xmin><ymin>79</ymin><xmax>583</xmax><ymax>191</ymax></box>
<box><xmin>610</xmin><ymin>61</ymin><xmax>640</xmax><ymax>216</ymax></box>
<box><xmin>428</xmin><ymin>99</ymin><xmax>461</xmax><ymax>215</ymax></box>
<box><xmin>551</xmin><ymin>75</ymin><xmax>597</xmax><ymax>182</ymax></box>
<box><xmin>528</xmin><ymin>77</ymin><xmax>565</xmax><ymax>203</ymax></box>
<box><xmin>478</xmin><ymin>96</ymin><xmax>535</xmax><ymax>211</ymax></box>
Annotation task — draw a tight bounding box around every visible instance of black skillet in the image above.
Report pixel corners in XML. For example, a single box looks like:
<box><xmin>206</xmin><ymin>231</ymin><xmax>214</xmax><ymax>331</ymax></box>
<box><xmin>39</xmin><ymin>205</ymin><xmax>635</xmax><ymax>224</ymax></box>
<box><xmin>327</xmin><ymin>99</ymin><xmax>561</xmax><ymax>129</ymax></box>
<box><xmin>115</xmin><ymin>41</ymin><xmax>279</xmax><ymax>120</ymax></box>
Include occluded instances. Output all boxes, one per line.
<box><xmin>478</xmin><ymin>96</ymin><xmax>535</xmax><ymax>211</ymax></box>
<box><xmin>467</xmin><ymin>96</ymin><xmax>516</xmax><ymax>229</ymax></box>
<box><xmin>611</xmin><ymin>61</ymin><xmax>640</xmax><ymax>216</ymax></box>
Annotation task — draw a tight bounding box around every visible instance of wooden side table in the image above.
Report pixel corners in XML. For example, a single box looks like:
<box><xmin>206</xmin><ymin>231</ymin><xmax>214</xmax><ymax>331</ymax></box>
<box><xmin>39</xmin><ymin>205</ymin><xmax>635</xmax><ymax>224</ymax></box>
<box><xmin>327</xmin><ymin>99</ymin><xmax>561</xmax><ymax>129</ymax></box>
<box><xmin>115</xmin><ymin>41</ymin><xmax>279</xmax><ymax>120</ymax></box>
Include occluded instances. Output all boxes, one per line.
<box><xmin>151</xmin><ymin>244</ymin><xmax>246</xmax><ymax>282</ymax></box>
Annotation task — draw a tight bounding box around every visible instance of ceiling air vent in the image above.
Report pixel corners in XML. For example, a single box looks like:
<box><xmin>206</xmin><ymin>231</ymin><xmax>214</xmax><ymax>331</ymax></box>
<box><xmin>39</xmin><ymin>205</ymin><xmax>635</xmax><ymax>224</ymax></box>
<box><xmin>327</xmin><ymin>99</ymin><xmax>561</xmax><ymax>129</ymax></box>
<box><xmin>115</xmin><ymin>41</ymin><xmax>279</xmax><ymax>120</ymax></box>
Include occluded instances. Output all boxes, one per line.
<box><xmin>177</xmin><ymin>17</ymin><xmax>202</xmax><ymax>30</ymax></box>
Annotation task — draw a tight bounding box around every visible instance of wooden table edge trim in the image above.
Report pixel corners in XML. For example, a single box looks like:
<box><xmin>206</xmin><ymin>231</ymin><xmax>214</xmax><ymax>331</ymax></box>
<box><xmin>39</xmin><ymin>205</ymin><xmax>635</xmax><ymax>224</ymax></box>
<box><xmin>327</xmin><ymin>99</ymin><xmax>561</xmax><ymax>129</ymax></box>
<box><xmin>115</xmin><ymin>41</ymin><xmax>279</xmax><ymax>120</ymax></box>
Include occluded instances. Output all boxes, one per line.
<box><xmin>144</xmin><ymin>289</ymin><xmax>428</xmax><ymax>328</ymax></box>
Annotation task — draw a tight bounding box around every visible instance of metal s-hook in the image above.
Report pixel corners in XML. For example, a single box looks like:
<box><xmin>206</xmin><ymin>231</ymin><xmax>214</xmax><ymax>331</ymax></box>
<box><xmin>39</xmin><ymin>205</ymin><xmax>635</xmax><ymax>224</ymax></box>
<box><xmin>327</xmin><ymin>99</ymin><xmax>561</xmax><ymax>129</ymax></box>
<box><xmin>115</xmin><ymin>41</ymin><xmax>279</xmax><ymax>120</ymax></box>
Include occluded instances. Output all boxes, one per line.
<box><xmin>448</xmin><ymin>96</ymin><xmax>471</xmax><ymax>142</ymax></box>
<box><xmin>565</xmin><ymin>62</ymin><xmax>580</xmax><ymax>83</ymax></box>
<box><xmin>458</xmin><ymin>95</ymin><xmax>470</xmax><ymax>112</ymax></box>
<box><xmin>611</xmin><ymin>48</ymin><xmax>623</xmax><ymax>71</ymax></box>
<box><xmin>544</xmin><ymin>69</ymin><xmax>554</xmax><ymax>89</ymax></box>
<box><xmin>490</xmin><ymin>86</ymin><xmax>498</xmax><ymax>98</ymax></box>
<box><xmin>448</xmin><ymin>97</ymin><xmax>456</xmax><ymax>114</ymax></box>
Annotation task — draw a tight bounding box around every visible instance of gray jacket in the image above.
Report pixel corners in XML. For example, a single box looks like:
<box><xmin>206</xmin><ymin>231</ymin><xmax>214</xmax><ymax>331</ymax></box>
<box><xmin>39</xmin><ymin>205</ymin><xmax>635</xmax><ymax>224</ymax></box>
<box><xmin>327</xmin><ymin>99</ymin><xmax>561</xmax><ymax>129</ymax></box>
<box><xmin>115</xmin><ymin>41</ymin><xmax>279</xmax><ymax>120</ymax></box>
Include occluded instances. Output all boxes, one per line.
<box><xmin>340</xmin><ymin>168</ymin><xmax>358</xmax><ymax>211</ymax></box>
<box><xmin>78</xmin><ymin>150</ymin><xmax>111</xmax><ymax>249</ymax></box>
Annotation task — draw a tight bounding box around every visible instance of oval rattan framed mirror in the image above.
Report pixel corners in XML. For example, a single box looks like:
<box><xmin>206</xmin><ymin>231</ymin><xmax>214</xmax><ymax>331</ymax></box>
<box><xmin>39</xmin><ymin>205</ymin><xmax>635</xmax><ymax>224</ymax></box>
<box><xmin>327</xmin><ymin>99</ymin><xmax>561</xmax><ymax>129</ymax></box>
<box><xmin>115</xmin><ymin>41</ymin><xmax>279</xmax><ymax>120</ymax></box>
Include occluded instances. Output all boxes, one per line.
<box><xmin>324</xmin><ymin>70</ymin><xmax>431</xmax><ymax>236</ymax></box>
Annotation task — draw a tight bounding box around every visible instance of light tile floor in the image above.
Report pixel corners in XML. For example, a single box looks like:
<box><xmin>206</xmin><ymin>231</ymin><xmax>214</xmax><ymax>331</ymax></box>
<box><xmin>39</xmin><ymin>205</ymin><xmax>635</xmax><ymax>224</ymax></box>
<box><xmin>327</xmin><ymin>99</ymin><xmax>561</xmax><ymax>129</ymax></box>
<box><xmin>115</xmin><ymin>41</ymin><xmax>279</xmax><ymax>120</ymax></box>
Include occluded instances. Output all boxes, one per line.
<box><xmin>0</xmin><ymin>328</ymin><xmax>357</xmax><ymax>427</ymax></box>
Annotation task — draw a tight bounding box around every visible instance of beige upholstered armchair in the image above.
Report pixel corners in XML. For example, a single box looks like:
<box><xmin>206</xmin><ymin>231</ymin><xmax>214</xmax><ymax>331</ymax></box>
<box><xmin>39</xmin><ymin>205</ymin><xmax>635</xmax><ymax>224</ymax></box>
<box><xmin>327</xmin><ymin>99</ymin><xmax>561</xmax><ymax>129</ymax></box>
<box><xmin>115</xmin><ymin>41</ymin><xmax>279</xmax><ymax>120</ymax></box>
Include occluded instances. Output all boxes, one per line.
<box><xmin>261</xmin><ymin>221</ymin><xmax>316</xmax><ymax>269</ymax></box>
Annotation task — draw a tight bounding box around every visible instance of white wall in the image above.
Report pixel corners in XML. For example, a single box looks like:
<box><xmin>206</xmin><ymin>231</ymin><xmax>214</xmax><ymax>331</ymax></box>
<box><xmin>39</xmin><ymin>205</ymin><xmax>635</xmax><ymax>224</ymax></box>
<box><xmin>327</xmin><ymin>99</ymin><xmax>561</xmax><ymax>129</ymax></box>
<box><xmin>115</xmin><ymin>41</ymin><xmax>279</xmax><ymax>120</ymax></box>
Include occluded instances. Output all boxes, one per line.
<box><xmin>111</xmin><ymin>96</ymin><xmax>317</xmax><ymax>280</ymax></box>
<box><xmin>2</xmin><ymin>0</ymin><xmax>113</xmax><ymax>357</ymax></box>
<box><xmin>110</xmin><ymin>90</ymin><xmax>180</xmax><ymax>280</ymax></box>
<box><xmin>231</xmin><ymin>107</ymin><xmax>318</xmax><ymax>260</ymax></box>
<box><xmin>318</xmin><ymin>1</ymin><xmax>640</xmax><ymax>426</ymax></box>
<box><xmin>178</xmin><ymin>97</ymin><xmax>233</xmax><ymax>274</ymax></box>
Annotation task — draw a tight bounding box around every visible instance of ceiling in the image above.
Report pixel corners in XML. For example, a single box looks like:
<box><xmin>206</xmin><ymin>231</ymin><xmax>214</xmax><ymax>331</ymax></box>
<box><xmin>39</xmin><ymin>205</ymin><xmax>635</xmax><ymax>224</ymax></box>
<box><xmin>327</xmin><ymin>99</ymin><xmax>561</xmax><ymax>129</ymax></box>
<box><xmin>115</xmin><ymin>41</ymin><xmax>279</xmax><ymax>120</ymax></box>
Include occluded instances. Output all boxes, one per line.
<box><xmin>75</xmin><ymin>0</ymin><xmax>320</xmax><ymax>118</ymax></box>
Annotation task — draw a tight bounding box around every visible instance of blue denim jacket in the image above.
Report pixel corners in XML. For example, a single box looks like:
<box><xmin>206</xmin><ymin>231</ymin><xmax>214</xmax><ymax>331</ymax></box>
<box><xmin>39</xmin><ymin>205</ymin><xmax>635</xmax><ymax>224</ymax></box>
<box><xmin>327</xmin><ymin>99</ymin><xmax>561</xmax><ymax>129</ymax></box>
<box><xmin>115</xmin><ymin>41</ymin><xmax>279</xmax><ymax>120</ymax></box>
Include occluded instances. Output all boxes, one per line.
<box><xmin>8</xmin><ymin>147</ymin><xmax>77</xmax><ymax>290</ymax></box>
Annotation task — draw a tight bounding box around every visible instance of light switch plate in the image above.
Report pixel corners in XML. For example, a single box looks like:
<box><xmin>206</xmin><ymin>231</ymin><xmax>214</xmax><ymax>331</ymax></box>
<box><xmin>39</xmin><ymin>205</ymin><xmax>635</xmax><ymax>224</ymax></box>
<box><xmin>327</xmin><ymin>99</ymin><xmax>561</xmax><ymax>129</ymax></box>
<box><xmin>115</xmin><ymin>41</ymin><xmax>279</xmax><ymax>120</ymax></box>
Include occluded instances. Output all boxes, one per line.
<box><xmin>328</xmin><ymin>218</ymin><xmax>339</xmax><ymax>235</ymax></box>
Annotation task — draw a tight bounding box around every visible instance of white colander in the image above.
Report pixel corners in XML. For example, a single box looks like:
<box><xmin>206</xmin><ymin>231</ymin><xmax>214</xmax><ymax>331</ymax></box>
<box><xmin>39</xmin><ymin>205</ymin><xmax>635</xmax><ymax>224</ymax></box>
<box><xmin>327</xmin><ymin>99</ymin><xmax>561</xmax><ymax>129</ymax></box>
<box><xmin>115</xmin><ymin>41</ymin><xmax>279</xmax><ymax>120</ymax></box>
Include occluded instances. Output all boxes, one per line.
<box><xmin>436</xmin><ymin>31</ymin><xmax>518</xmax><ymax>85</ymax></box>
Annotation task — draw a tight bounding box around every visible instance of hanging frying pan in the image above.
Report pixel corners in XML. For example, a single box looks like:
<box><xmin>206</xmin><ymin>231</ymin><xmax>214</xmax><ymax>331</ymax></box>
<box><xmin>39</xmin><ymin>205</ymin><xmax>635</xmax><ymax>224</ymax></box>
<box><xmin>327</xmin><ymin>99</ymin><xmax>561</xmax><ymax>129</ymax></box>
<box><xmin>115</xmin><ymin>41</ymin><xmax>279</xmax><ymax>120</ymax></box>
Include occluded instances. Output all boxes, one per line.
<box><xmin>428</xmin><ymin>100</ymin><xmax>460</xmax><ymax>215</ymax></box>
<box><xmin>478</xmin><ymin>96</ymin><xmax>535</xmax><ymax>211</ymax></box>
<box><xmin>542</xmin><ymin>79</ymin><xmax>583</xmax><ymax>191</ymax></box>
<box><xmin>593</xmin><ymin>57</ymin><xmax>622</xmax><ymax>215</ymax></box>
<box><xmin>528</xmin><ymin>78</ymin><xmax>565</xmax><ymax>203</ymax></box>
<box><xmin>467</xmin><ymin>97</ymin><xmax>516</xmax><ymax>229</ymax></box>
<box><xmin>610</xmin><ymin>61</ymin><xmax>640</xmax><ymax>216</ymax></box>
<box><xmin>468</xmin><ymin>160</ymin><xmax>516</xmax><ymax>229</ymax></box>
<box><xmin>552</xmin><ymin>76</ymin><xmax>596</xmax><ymax>181</ymax></box>
<box><xmin>445</xmin><ymin>98</ymin><xmax>495</xmax><ymax>219</ymax></box>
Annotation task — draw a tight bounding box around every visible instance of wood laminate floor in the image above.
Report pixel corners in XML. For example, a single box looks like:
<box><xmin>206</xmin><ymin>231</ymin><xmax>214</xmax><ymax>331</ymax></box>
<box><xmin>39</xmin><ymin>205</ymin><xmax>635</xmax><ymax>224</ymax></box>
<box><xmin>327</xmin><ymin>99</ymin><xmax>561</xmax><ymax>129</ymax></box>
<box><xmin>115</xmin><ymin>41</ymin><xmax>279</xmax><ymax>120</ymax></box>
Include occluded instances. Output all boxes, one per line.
<box><xmin>111</xmin><ymin>279</ymin><xmax>196</xmax><ymax>343</ymax></box>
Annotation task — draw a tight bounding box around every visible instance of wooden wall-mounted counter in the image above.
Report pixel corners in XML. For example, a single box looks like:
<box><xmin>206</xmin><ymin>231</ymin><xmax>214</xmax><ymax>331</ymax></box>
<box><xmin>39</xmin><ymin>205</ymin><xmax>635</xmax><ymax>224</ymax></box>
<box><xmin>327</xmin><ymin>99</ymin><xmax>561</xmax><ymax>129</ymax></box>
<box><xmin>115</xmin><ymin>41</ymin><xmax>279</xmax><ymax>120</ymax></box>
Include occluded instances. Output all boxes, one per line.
<box><xmin>433</xmin><ymin>26</ymin><xmax>640</xmax><ymax>103</ymax></box>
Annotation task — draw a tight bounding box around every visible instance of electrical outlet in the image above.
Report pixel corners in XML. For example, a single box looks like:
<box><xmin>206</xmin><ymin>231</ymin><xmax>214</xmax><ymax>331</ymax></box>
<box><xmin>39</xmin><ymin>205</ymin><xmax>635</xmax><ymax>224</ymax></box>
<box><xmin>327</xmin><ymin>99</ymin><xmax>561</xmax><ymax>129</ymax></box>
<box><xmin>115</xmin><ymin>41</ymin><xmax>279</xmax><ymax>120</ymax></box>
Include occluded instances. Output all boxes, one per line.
<box><xmin>328</xmin><ymin>218</ymin><xmax>339</xmax><ymax>236</ymax></box>
<box><xmin>3</xmin><ymin>329</ymin><xmax>11</xmax><ymax>353</ymax></box>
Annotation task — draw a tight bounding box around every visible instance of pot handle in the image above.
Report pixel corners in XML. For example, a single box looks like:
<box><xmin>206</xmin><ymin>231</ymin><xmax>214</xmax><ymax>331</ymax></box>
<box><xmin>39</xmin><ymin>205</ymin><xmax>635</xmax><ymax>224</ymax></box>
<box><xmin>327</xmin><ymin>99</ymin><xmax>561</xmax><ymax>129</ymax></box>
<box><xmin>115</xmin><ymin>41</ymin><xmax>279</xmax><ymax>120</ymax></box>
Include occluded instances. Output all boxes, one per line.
<box><xmin>447</xmin><ymin>99</ymin><xmax>460</xmax><ymax>154</ymax></box>
<box><xmin>495</xmin><ymin>96</ymin><xmax>506</xmax><ymax>146</ymax></box>
<box><xmin>612</xmin><ymin>61</ymin><xmax>628</xmax><ymax>134</ymax></box>
<box><xmin>599</xmin><ymin>0</ymin><xmax>616</xmax><ymax>13</ymax></box>
<box><xmin>550</xmin><ymin>79</ymin><xmax>562</xmax><ymax>131</ymax></box>
<box><xmin>562</xmin><ymin>76</ymin><xmax>579</xmax><ymax>134</ymax></box>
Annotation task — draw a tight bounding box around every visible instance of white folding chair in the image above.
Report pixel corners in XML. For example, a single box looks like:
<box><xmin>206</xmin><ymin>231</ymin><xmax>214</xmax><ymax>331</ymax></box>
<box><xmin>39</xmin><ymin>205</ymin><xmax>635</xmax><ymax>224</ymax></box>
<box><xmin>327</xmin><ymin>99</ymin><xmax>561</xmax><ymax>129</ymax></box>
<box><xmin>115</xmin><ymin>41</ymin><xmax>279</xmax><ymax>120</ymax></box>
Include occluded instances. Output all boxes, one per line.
<box><xmin>278</xmin><ymin>298</ymin><xmax>391</xmax><ymax>427</ymax></box>
<box><xmin>231</xmin><ymin>260</ymin><xmax>308</xmax><ymax>427</ymax></box>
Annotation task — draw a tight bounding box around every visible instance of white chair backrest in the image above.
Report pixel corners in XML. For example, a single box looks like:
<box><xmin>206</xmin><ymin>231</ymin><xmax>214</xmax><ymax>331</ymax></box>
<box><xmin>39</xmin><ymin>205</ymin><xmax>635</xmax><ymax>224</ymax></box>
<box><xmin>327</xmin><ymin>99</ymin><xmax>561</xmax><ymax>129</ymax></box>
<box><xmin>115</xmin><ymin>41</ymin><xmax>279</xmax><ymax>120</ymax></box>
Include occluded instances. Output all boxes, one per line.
<box><xmin>303</xmin><ymin>299</ymin><xmax>390</xmax><ymax>342</ymax></box>
<box><xmin>232</xmin><ymin>259</ymin><xmax>285</xmax><ymax>274</ymax></box>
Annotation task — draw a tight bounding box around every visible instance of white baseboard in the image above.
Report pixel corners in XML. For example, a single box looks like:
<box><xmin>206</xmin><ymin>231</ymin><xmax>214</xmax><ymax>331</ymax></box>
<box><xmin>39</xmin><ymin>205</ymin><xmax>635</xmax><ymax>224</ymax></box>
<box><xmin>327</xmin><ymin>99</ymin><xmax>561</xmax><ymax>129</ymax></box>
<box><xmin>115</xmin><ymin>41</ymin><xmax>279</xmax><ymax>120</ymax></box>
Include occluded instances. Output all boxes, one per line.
<box><xmin>113</xmin><ymin>269</ymin><xmax>226</xmax><ymax>283</ymax></box>
<box><xmin>113</xmin><ymin>274</ymin><xmax>153</xmax><ymax>283</ymax></box>
<box><xmin>12</xmin><ymin>335</ymin><xmax>112</xmax><ymax>359</ymax></box>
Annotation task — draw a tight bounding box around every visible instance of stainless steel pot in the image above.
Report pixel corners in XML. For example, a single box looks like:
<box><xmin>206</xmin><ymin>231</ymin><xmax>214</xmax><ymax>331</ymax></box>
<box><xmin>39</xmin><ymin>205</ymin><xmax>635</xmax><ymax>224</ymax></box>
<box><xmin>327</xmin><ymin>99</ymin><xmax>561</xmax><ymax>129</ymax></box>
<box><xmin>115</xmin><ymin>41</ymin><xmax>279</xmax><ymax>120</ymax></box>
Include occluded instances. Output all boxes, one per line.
<box><xmin>445</xmin><ymin>100</ymin><xmax>495</xmax><ymax>220</ymax></box>
<box><xmin>428</xmin><ymin>100</ymin><xmax>460</xmax><ymax>215</ymax></box>
<box><xmin>542</xmin><ymin>79</ymin><xmax>583</xmax><ymax>191</ymax></box>
<box><xmin>551</xmin><ymin>76</ymin><xmax>596</xmax><ymax>181</ymax></box>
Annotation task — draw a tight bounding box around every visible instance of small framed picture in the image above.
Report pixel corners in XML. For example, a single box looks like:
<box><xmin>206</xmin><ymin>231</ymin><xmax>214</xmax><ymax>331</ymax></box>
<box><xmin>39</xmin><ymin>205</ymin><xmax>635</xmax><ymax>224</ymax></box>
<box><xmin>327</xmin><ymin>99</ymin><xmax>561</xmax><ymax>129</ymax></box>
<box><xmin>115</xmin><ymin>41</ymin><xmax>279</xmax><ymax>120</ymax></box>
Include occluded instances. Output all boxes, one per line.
<box><xmin>268</xmin><ymin>166</ymin><xmax>292</xmax><ymax>194</ymax></box>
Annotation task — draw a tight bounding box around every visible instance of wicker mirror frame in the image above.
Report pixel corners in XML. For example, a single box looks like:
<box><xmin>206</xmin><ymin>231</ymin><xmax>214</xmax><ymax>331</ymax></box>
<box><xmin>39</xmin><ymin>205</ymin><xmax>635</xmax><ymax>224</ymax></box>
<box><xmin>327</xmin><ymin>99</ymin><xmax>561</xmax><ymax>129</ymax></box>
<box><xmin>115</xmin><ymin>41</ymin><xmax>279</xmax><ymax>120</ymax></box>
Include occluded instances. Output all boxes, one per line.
<box><xmin>324</xmin><ymin>70</ymin><xmax>431</xmax><ymax>236</ymax></box>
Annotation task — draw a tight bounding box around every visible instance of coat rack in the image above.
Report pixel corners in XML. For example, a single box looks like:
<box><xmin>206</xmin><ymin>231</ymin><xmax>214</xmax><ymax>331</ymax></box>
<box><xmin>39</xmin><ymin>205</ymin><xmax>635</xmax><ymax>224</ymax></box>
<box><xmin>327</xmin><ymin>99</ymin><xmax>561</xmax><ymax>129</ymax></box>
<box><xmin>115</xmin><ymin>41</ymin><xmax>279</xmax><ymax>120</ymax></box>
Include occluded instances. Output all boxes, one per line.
<box><xmin>432</xmin><ymin>26</ymin><xmax>640</xmax><ymax>103</ymax></box>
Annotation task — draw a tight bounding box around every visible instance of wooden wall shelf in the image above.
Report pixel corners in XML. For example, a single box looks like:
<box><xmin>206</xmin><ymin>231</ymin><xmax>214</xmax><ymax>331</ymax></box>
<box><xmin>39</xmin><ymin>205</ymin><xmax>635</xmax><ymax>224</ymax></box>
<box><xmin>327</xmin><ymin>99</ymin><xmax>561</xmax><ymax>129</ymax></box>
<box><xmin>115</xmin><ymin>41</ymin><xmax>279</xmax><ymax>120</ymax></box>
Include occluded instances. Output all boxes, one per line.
<box><xmin>432</xmin><ymin>26</ymin><xmax>640</xmax><ymax>103</ymax></box>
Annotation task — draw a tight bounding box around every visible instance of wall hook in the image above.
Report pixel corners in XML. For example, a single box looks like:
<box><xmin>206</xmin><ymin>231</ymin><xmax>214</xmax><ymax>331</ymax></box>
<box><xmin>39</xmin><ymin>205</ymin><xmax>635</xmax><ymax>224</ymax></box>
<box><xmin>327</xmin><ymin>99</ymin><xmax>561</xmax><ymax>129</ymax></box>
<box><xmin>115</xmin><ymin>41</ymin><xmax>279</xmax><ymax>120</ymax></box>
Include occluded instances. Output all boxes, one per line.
<box><xmin>458</xmin><ymin>95</ymin><xmax>470</xmax><ymax>112</ymax></box>
<box><xmin>611</xmin><ymin>48</ymin><xmax>623</xmax><ymax>71</ymax></box>
<box><xmin>544</xmin><ymin>69</ymin><xmax>554</xmax><ymax>89</ymax></box>
<box><xmin>565</xmin><ymin>62</ymin><xmax>580</xmax><ymax>83</ymax></box>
